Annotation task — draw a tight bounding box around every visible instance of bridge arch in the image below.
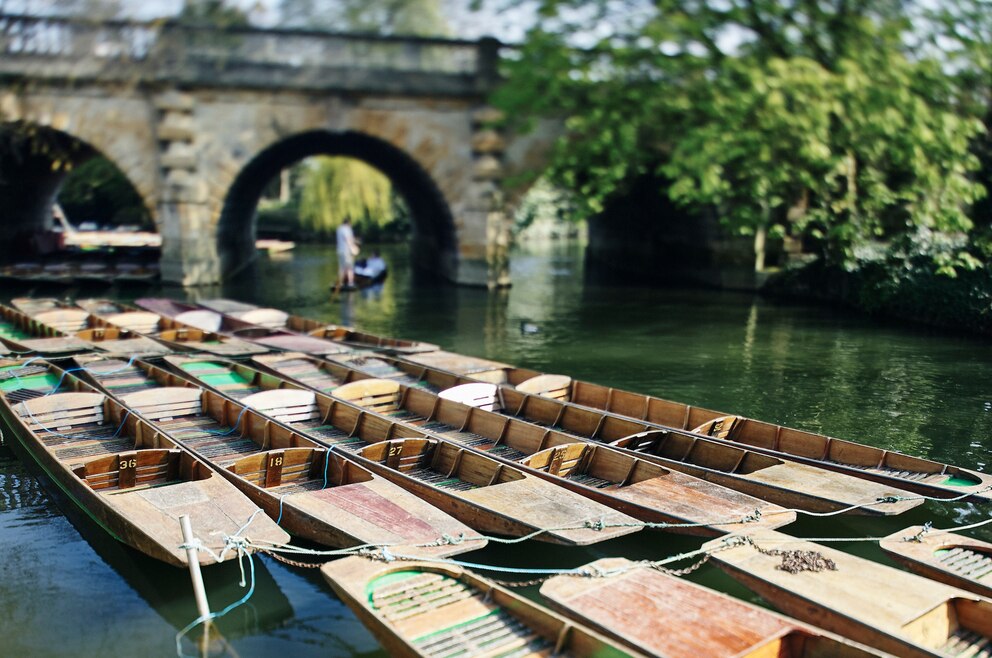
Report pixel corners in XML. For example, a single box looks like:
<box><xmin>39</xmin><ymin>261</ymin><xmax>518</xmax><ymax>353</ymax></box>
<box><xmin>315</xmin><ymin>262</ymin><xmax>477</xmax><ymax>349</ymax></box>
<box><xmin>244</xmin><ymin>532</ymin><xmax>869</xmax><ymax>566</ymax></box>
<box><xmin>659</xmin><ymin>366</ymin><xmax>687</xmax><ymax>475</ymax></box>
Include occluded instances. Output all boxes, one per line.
<box><xmin>217</xmin><ymin>129</ymin><xmax>457</xmax><ymax>278</ymax></box>
<box><xmin>0</xmin><ymin>118</ymin><xmax>154</xmax><ymax>261</ymax></box>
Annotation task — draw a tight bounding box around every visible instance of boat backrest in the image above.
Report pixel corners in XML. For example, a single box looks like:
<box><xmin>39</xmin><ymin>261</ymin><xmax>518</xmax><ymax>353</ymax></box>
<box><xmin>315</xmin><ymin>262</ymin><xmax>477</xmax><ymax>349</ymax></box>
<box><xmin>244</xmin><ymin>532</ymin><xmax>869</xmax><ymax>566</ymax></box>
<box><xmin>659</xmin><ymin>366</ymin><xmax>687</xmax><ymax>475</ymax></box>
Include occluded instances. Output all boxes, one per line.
<box><xmin>174</xmin><ymin>310</ymin><xmax>223</xmax><ymax>333</ymax></box>
<box><xmin>103</xmin><ymin>311</ymin><xmax>162</xmax><ymax>334</ymax></box>
<box><xmin>74</xmin><ymin>449</ymin><xmax>180</xmax><ymax>490</ymax></box>
<box><xmin>17</xmin><ymin>391</ymin><xmax>106</xmax><ymax>434</ymax></box>
<box><xmin>692</xmin><ymin>415</ymin><xmax>744</xmax><ymax>440</ymax></box>
<box><xmin>515</xmin><ymin>374</ymin><xmax>572</xmax><ymax>401</ymax></box>
<box><xmin>240</xmin><ymin>389</ymin><xmax>320</xmax><ymax>424</ymax></box>
<box><xmin>438</xmin><ymin>383</ymin><xmax>500</xmax><ymax>411</ymax></box>
<box><xmin>520</xmin><ymin>443</ymin><xmax>589</xmax><ymax>478</ymax></box>
<box><xmin>237</xmin><ymin>308</ymin><xmax>289</xmax><ymax>329</ymax></box>
<box><xmin>33</xmin><ymin>309</ymin><xmax>91</xmax><ymax>334</ymax></box>
<box><xmin>227</xmin><ymin>447</ymin><xmax>319</xmax><ymax>489</ymax></box>
<box><xmin>333</xmin><ymin>378</ymin><xmax>403</xmax><ymax>413</ymax></box>
<box><xmin>122</xmin><ymin>387</ymin><xmax>203</xmax><ymax>421</ymax></box>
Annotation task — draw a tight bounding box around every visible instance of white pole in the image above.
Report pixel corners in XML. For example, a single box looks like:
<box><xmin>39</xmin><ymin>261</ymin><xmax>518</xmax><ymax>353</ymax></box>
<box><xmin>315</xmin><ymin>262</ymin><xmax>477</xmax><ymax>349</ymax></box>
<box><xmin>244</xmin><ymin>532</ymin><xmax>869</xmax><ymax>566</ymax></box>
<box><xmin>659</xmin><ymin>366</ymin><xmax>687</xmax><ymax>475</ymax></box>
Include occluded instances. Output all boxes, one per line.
<box><xmin>179</xmin><ymin>514</ymin><xmax>212</xmax><ymax>623</ymax></box>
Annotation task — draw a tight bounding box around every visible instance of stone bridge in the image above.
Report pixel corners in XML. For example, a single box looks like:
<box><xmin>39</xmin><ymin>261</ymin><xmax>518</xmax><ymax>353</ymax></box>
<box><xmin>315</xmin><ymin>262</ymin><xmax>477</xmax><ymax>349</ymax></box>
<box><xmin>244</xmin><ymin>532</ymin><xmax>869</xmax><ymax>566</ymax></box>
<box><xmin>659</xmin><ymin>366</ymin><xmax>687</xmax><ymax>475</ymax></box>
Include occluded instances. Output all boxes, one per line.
<box><xmin>0</xmin><ymin>14</ymin><xmax>555</xmax><ymax>287</ymax></box>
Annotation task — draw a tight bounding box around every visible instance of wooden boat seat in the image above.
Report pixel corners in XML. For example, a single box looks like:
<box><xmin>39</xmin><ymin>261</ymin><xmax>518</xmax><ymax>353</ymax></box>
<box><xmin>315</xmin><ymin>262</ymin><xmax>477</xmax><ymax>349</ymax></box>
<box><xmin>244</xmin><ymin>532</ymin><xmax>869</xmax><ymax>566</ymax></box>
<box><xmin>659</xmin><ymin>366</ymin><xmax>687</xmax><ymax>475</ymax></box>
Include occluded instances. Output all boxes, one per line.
<box><xmin>335</xmin><ymin>355</ymin><xmax>415</xmax><ymax>384</ymax></box>
<box><xmin>515</xmin><ymin>374</ymin><xmax>572</xmax><ymax>401</ymax></box>
<box><xmin>692</xmin><ymin>415</ymin><xmax>743</xmax><ymax>439</ymax></box>
<box><xmin>16</xmin><ymin>391</ymin><xmax>140</xmax><ymax>463</ymax></box>
<box><xmin>122</xmin><ymin>387</ymin><xmax>259</xmax><ymax>465</ymax></box>
<box><xmin>73</xmin><ymin>449</ymin><xmax>183</xmax><ymax>491</ymax></box>
<box><xmin>227</xmin><ymin>448</ymin><xmax>324</xmax><ymax>491</ymax></box>
<box><xmin>368</xmin><ymin>570</ymin><xmax>553</xmax><ymax>655</ymax></box>
<box><xmin>240</xmin><ymin>389</ymin><xmax>320</xmax><ymax>424</ymax></box>
<box><xmin>333</xmin><ymin>379</ymin><xmax>403</xmax><ymax>414</ymax></box>
<box><xmin>33</xmin><ymin>309</ymin><xmax>91</xmax><ymax>334</ymax></box>
<box><xmin>237</xmin><ymin>308</ymin><xmax>289</xmax><ymax>329</ymax></box>
<box><xmin>174</xmin><ymin>309</ymin><xmax>223</xmax><ymax>333</ymax></box>
<box><xmin>103</xmin><ymin>311</ymin><xmax>162</xmax><ymax>334</ymax></box>
<box><xmin>438</xmin><ymin>383</ymin><xmax>500</xmax><ymax>411</ymax></box>
<box><xmin>520</xmin><ymin>443</ymin><xmax>593</xmax><ymax>479</ymax></box>
<box><xmin>122</xmin><ymin>387</ymin><xmax>204</xmax><ymax>421</ymax></box>
<box><xmin>17</xmin><ymin>391</ymin><xmax>107</xmax><ymax>433</ymax></box>
<box><xmin>612</xmin><ymin>430</ymin><xmax>782</xmax><ymax>475</ymax></box>
<box><xmin>76</xmin><ymin>357</ymin><xmax>159</xmax><ymax>396</ymax></box>
<box><xmin>360</xmin><ymin>439</ymin><xmax>522</xmax><ymax>490</ymax></box>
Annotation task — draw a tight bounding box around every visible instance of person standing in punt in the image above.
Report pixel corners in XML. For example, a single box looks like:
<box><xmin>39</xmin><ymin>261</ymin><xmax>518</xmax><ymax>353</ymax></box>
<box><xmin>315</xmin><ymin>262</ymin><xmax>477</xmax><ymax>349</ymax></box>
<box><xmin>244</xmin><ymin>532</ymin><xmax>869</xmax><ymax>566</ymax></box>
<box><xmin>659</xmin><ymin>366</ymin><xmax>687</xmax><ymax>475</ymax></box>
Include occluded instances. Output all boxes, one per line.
<box><xmin>335</xmin><ymin>217</ymin><xmax>359</xmax><ymax>290</ymax></box>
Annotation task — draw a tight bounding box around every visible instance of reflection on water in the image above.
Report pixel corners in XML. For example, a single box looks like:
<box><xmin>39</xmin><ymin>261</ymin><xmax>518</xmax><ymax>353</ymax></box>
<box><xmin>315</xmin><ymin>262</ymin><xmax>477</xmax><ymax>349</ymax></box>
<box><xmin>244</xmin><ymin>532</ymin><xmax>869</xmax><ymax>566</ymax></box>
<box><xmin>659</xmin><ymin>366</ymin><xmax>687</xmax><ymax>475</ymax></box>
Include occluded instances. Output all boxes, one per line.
<box><xmin>1</xmin><ymin>238</ymin><xmax>990</xmax><ymax>655</ymax></box>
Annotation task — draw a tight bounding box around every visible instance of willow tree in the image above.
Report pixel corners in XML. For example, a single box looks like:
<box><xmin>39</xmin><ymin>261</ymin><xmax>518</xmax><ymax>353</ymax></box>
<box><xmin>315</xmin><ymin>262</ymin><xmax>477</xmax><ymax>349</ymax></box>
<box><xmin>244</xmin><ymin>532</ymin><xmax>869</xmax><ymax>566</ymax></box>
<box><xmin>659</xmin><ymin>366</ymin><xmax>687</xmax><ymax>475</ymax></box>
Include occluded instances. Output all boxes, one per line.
<box><xmin>297</xmin><ymin>157</ymin><xmax>397</xmax><ymax>233</ymax></box>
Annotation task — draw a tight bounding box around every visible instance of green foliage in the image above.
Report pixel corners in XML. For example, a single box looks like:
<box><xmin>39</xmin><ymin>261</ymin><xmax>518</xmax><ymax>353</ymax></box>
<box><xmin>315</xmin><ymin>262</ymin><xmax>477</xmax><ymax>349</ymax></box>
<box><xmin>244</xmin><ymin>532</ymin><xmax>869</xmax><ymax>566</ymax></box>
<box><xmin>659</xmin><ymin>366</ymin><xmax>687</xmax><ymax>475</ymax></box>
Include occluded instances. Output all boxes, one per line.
<box><xmin>296</xmin><ymin>157</ymin><xmax>406</xmax><ymax>236</ymax></box>
<box><xmin>57</xmin><ymin>156</ymin><xmax>152</xmax><ymax>228</ymax></box>
<box><xmin>496</xmin><ymin>0</ymin><xmax>988</xmax><ymax>271</ymax></box>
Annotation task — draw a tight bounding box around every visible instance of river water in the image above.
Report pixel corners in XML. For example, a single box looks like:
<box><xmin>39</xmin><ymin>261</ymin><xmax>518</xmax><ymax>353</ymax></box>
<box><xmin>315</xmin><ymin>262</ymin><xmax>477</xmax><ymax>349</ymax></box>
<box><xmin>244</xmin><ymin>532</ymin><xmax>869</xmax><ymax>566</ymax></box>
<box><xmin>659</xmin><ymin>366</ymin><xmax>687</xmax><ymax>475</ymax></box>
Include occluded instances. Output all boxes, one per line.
<box><xmin>1</xmin><ymin>241</ymin><xmax>990</xmax><ymax>656</ymax></box>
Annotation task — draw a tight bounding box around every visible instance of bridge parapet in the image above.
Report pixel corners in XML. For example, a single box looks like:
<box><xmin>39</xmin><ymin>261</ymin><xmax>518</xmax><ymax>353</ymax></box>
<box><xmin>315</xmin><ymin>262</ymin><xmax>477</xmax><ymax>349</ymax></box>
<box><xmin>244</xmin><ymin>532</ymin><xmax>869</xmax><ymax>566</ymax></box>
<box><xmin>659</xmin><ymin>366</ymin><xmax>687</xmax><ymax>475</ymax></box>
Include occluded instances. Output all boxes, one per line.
<box><xmin>0</xmin><ymin>14</ymin><xmax>499</xmax><ymax>96</ymax></box>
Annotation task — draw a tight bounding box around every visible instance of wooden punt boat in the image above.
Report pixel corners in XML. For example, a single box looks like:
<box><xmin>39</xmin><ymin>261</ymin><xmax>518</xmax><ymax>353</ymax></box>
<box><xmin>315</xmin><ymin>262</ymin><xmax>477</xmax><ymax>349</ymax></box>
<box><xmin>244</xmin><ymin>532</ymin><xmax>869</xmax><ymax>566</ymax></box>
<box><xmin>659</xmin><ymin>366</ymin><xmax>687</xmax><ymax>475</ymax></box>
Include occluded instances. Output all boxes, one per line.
<box><xmin>18</xmin><ymin>306</ymin><xmax>171</xmax><ymax>357</ymax></box>
<box><xmin>146</xmin><ymin>297</ymin><xmax>440</xmax><ymax>355</ymax></box>
<box><xmin>70</xmin><ymin>359</ymin><xmax>485</xmax><ymax>556</ymax></box>
<box><xmin>0</xmin><ymin>304</ymin><xmax>92</xmax><ymax>355</ymax></box>
<box><xmin>703</xmin><ymin>530</ymin><xmax>992</xmax><ymax>658</ymax></box>
<box><xmin>142</xmin><ymin>357</ymin><xmax>640</xmax><ymax>545</ymax></box>
<box><xmin>65</xmin><ymin>298</ymin><xmax>269</xmax><ymax>357</ymax></box>
<box><xmin>322</xmin><ymin>556</ymin><xmax>639</xmax><ymax>658</ymax></box>
<box><xmin>316</xmin><ymin>356</ymin><xmax>921</xmax><ymax>517</ymax></box>
<box><xmin>391</xmin><ymin>356</ymin><xmax>992</xmax><ymax>504</ymax></box>
<box><xmin>10</xmin><ymin>297</ymin><xmax>76</xmax><ymax>316</ymax></box>
<box><xmin>27</xmin><ymin>298</ymin><xmax>269</xmax><ymax>357</ymax></box>
<box><xmin>880</xmin><ymin>526</ymin><xmax>992</xmax><ymax>598</ymax></box>
<box><xmin>540</xmin><ymin>557</ymin><xmax>888</xmax><ymax>658</ymax></box>
<box><xmin>0</xmin><ymin>369</ymin><xmax>290</xmax><ymax>566</ymax></box>
<box><xmin>130</xmin><ymin>299</ymin><xmax>359</xmax><ymax>356</ymax></box>
<box><xmin>331</xmin><ymin>378</ymin><xmax>795</xmax><ymax>536</ymax></box>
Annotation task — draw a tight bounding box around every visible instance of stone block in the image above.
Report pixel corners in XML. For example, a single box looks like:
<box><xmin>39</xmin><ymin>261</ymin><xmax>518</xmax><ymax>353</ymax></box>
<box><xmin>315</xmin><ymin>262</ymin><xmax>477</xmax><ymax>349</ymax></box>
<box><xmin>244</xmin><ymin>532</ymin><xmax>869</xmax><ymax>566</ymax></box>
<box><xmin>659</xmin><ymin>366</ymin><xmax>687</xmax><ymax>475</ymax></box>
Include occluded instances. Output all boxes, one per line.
<box><xmin>153</xmin><ymin>91</ymin><xmax>196</xmax><ymax>113</ymax></box>
<box><xmin>472</xmin><ymin>107</ymin><xmax>505</xmax><ymax>127</ymax></box>
<box><xmin>471</xmin><ymin>130</ymin><xmax>505</xmax><ymax>154</ymax></box>
<box><xmin>472</xmin><ymin>155</ymin><xmax>502</xmax><ymax>180</ymax></box>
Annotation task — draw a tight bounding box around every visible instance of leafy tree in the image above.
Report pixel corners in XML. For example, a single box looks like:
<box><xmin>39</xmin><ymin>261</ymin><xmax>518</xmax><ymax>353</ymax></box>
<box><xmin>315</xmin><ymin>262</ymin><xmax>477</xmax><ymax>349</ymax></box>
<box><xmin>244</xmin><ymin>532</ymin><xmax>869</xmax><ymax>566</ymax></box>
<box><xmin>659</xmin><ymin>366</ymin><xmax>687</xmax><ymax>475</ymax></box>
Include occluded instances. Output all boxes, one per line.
<box><xmin>930</xmin><ymin>0</ymin><xmax>992</xmax><ymax>251</ymax></box>
<box><xmin>57</xmin><ymin>156</ymin><xmax>152</xmax><ymax>227</ymax></box>
<box><xmin>496</xmin><ymin>0</ymin><xmax>985</xmax><ymax>268</ymax></box>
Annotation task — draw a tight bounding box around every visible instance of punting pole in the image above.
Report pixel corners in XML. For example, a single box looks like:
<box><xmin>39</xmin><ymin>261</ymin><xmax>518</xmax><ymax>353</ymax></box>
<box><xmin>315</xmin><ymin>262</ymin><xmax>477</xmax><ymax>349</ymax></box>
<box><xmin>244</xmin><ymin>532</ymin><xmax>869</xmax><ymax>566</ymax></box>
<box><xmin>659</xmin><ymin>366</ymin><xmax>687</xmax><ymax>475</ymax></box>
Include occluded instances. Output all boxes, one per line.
<box><xmin>179</xmin><ymin>514</ymin><xmax>212</xmax><ymax>622</ymax></box>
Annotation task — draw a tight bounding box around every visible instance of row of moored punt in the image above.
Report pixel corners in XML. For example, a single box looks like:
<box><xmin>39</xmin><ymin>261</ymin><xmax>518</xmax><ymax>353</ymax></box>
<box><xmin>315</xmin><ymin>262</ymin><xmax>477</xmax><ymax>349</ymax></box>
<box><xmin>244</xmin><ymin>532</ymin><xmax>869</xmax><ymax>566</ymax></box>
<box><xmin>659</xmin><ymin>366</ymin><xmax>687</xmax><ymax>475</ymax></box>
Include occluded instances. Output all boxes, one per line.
<box><xmin>0</xmin><ymin>295</ymin><xmax>990</xmax><ymax>658</ymax></box>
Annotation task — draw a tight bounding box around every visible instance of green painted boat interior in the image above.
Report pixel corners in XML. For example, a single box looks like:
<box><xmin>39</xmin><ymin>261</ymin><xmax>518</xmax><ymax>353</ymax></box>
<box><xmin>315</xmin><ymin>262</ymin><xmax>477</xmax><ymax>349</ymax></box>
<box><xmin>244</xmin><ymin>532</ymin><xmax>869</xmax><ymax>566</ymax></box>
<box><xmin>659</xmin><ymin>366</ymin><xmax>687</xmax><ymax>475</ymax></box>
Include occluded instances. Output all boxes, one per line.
<box><xmin>0</xmin><ymin>321</ymin><xmax>30</xmax><ymax>341</ymax></box>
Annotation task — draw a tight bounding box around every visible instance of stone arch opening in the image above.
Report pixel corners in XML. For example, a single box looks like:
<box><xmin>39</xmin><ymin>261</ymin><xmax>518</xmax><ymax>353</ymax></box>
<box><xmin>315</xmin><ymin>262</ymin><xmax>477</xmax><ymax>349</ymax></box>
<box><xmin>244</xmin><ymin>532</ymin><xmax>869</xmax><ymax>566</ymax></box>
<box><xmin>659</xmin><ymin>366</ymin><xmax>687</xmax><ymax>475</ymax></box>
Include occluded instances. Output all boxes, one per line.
<box><xmin>218</xmin><ymin>130</ymin><xmax>457</xmax><ymax>280</ymax></box>
<box><xmin>0</xmin><ymin>121</ymin><xmax>152</xmax><ymax>263</ymax></box>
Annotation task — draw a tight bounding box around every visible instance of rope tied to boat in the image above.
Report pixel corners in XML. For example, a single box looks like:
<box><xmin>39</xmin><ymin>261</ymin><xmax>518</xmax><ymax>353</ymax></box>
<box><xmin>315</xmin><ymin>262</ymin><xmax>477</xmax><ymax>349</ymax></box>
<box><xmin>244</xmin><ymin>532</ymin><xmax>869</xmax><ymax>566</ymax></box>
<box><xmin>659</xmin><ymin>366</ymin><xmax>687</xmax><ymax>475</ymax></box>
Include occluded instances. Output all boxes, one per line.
<box><xmin>584</xmin><ymin>517</ymin><xmax>606</xmax><ymax>531</ymax></box>
<box><xmin>742</xmin><ymin>508</ymin><xmax>762</xmax><ymax>524</ymax></box>
<box><xmin>905</xmin><ymin>521</ymin><xmax>933</xmax><ymax>542</ymax></box>
<box><xmin>435</xmin><ymin>532</ymin><xmax>467</xmax><ymax>546</ymax></box>
<box><xmin>733</xmin><ymin>535</ymin><xmax>838</xmax><ymax>574</ymax></box>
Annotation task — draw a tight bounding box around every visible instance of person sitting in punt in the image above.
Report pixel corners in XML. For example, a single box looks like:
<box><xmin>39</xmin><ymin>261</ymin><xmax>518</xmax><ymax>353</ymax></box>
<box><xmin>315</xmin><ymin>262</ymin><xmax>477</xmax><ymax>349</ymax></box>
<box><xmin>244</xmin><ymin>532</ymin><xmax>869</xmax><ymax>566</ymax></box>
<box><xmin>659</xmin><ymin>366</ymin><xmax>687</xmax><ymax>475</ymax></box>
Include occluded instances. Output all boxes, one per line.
<box><xmin>355</xmin><ymin>250</ymin><xmax>386</xmax><ymax>280</ymax></box>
